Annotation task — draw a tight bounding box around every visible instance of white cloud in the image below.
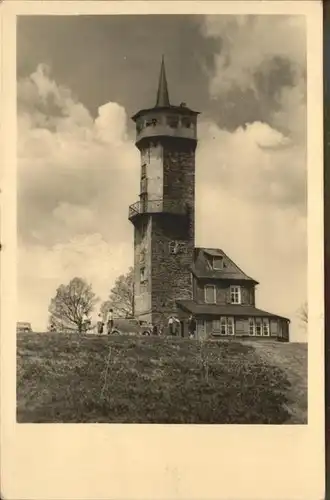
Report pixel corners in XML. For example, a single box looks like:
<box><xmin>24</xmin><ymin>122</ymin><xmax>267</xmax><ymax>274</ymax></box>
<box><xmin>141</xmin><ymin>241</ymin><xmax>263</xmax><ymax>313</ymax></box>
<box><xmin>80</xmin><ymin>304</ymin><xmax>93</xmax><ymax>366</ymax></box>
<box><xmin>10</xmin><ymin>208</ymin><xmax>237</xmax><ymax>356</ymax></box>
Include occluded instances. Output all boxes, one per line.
<box><xmin>203</xmin><ymin>15</ymin><xmax>306</xmax><ymax>97</ymax></box>
<box><xmin>18</xmin><ymin>65</ymin><xmax>139</xmax><ymax>330</ymax></box>
<box><xmin>196</xmin><ymin>15</ymin><xmax>307</xmax><ymax>341</ymax></box>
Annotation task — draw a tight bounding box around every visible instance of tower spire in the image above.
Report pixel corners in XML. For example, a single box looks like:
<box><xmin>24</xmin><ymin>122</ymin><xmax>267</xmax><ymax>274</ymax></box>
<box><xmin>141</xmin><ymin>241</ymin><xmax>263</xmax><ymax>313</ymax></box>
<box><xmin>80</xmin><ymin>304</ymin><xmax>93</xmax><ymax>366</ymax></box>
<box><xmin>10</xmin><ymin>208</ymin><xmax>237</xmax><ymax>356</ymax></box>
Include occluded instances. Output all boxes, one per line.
<box><xmin>155</xmin><ymin>55</ymin><xmax>170</xmax><ymax>107</ymax></box>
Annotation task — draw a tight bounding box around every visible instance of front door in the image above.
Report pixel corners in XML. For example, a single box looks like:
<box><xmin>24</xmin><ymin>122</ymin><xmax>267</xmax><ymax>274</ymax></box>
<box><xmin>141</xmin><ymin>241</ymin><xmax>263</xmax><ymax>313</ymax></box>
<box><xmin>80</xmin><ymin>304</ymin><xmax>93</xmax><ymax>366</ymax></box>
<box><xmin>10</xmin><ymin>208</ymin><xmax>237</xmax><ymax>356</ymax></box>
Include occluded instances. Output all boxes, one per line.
<box><xmin>197</xmin><ymin>319</ymin><xmax>206</xmax><ymax>341</ymax></box>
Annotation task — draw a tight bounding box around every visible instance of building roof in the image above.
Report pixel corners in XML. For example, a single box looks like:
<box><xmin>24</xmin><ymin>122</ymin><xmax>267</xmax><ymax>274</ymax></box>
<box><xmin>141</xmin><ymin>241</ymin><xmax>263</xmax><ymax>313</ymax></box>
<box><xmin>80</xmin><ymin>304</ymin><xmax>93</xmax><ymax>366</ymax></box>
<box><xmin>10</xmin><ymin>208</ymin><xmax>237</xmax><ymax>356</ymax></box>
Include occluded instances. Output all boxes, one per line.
<box><xmin>176</xmin><ymin>300</ymin><xmax>290</xmax><ymax>321</ymax></box>
<box><xmin>155</xmin><ymin>55</ymin><xmax>170</xmax><ymax>107</ymax></box>
<box><xmin>191</xmin><ymin>247</ymin><xmax>259</xmax><ymax>284</ymax></box>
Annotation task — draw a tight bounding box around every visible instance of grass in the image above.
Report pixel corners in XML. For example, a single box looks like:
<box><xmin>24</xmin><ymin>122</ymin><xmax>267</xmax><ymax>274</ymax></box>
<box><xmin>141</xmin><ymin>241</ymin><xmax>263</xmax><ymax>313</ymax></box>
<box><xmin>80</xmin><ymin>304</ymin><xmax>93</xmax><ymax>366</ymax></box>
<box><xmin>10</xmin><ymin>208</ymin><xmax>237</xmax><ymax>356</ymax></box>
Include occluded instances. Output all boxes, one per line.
<box><xmin>245</xmin><ymin>340</ymin><xmax>308</xmax><ymax>424</ymax></box>
<box><xmin>16</xmin><ymin>333</ymin><xmax>307</xmax><ymax>424</ymax></box>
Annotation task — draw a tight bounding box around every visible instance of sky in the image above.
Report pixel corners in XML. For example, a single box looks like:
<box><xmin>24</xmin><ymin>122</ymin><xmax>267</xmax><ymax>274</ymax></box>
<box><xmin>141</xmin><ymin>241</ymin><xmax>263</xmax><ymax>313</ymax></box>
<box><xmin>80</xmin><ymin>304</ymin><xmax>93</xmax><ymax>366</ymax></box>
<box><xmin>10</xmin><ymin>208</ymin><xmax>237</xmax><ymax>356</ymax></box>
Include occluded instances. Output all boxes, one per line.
<box><xmin>17</xmin><ymin>15</ymin><xmax>307</xmax><ymax>340</ymax></box>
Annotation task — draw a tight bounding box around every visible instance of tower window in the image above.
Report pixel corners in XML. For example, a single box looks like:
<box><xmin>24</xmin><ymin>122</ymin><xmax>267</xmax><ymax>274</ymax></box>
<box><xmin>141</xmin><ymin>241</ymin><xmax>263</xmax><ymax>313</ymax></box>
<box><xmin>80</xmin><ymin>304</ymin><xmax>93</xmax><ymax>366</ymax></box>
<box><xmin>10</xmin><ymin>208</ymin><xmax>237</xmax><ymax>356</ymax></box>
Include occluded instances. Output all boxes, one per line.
<box><xmin>136</xmin><ymin>119</ymin><xmax>144</xmax><ymax>134</ymax></box>
<box><xmin>140</xmin><ymin>267</ymin><xmax>146</xmax><ymax>283</ymax></box>
<box><xmin>230</xmin><ymin>286</ymin><xmax>241</xmax><ymax>304</ymax></box>
<box><xmin>181</xmin><ymin>117</ymin><xmax>192</xmax><ymax>128</ymax></box>
<box><xmin>141</xmin><ymin>163</ymin><xmax>146</xmax><ymax>179</ymax></box>
<box><xmin>167</xmin><ymin>115</ymin><xmax>179</xmax><ymax>128</ymax></box>
<box><xmin>146</xmin><ymin>118</ymin><xmax>158</xmax><ymax>127</ymax></box>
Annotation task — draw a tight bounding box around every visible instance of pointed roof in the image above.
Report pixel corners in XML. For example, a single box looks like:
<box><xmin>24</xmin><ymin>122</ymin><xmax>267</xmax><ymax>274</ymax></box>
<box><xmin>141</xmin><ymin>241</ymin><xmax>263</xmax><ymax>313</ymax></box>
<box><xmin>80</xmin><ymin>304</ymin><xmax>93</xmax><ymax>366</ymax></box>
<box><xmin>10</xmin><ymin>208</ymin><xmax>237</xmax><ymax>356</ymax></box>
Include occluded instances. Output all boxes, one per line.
<box><xmin>155</xmin><ymin>56</ymin><xmax>170</xmax><ymax>107</ymax></box>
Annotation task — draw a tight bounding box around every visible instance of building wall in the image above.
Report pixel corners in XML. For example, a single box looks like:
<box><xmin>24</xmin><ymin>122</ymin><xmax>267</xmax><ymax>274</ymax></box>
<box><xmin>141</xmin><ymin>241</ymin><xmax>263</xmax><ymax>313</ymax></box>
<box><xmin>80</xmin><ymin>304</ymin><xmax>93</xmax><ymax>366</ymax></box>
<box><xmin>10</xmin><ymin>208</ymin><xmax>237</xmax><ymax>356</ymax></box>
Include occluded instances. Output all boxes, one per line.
<box><xmin>150</xmin><ymin>141</ymin><xmax>196</xmax><ymax>327</ymax></box>
<box><xmin>140</xmin><ymin>143</ymin><xmax>163</xmax><ymax>200</ymax></box>
<box><xmin>195</xmin><ymin>316</ymin><xmax>285</xmax><ymax>340</ymax></box>
<box><xmin>133</xmin><ymin>216</ymin><xmax>152</xmax><ymax>322</ymax></box>
<box><xmin>194</xmin><ymin>277</ymin><xmax>256</xmax><ymax>306</ymax></box>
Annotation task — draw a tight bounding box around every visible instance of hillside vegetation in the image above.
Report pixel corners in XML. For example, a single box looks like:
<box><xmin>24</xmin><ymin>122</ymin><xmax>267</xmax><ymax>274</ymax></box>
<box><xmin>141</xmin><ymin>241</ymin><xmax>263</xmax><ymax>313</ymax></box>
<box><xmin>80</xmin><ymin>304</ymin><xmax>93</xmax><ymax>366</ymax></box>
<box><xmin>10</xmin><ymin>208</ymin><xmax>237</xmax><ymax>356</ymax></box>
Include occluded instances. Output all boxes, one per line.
<box><xmin>17</xmin><ymin>333</ymin><xmax>307</xmax><ymax>424</ymax></box>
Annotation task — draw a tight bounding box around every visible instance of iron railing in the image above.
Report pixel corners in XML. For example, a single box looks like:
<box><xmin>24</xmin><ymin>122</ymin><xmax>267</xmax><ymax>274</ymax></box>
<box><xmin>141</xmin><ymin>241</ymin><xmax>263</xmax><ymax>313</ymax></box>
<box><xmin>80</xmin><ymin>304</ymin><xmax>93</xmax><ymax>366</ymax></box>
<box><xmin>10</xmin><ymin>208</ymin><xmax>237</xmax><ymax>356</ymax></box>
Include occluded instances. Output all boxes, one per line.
<box><xmin>128</xmin><ymin>198</ymin><xmax>187</xmax><ymax>220</ymax></box>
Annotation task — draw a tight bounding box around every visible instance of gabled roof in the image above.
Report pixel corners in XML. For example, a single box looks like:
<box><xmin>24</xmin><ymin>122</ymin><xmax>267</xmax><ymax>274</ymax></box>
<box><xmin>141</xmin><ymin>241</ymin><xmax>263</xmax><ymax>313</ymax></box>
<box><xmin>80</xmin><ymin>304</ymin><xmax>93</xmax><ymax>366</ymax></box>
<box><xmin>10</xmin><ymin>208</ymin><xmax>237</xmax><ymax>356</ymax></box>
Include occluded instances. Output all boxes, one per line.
<box><xmin>176</xmin><ymin>300</ymin><xmax>290</xmax><ymax>322</ymax></box>
<box><xmin>191</xmin><ymin>247</ymin><xmax>259</xmax><ymax>284</ymax></box>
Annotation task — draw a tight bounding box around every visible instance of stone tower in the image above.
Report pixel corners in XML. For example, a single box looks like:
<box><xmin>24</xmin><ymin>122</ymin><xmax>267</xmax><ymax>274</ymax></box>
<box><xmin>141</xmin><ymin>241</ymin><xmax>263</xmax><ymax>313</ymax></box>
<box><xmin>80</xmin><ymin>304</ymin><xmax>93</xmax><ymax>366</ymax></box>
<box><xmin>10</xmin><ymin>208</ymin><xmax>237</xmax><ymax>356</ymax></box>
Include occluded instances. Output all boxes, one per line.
<box><xmin>128</xmin><ymin>57</ymin><xmax>199</xmax><ymax>327</ymax></box>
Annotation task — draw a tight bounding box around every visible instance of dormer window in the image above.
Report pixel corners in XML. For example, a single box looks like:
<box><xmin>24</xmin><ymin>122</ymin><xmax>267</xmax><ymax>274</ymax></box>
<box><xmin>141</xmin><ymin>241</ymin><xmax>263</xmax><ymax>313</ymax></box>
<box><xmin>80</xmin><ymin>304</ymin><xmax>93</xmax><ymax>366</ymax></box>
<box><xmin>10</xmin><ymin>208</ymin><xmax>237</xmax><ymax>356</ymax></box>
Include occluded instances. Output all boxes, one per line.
<box><xmin>212</xmin><ymin>256</ymin><xmax>224</xmax><ymax>270</ymax></box>
<box><xmin>230</xmin><ymin>286</ymin><xmax>241</xmax><ymax>304</ymax></box>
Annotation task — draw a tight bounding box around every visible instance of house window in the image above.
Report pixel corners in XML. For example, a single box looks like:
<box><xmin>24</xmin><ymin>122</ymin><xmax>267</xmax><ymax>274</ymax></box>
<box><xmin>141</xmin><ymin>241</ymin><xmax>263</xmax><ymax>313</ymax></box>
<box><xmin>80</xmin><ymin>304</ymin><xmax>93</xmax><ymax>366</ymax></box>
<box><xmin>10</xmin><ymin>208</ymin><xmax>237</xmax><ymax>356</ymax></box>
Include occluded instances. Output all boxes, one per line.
<box><xmin>227</xmin><ymin>317</ymin><xmax>235</xmax><ymax>335</ymax></box>
<box><xmin>255</xmin><ymin>318</ymin><xmax>262</xmax><ymax>336</ymax></box>
<box><xmin>249</xmin><ymin>318</ymin><xmax>255</xmax><ymax>336</ymax></box>
<box><xmin>212</xmin><ymin>256</ymin><xmax>224</xmax><ymax>270</ymax></box>
<box><xmin>204</xmin><ymin>285</ymin><xmax>216</xmax><ymax>304</ymax></box>
<box><xmin>230</xmin><ymin>286</ymin><xmax>241</xmax><ymax>304</ymax></box>
<box><xmin>218</xmin><ymin>317</ymin><xmax>235</xmax><ymax>335</ymax></box>
<box><xmin>220</xmin><ymin>317</ymin><xmax>227</xmax><ymax>335</ymax></box>
<box><xmin>263</xmin><ymin>318</ymin><xmax>270</xmax><ymax>336</ymax></box>
<box><xmin>140</xmin><ymin>267</ymin><xmax>146</xmax><ymax>283</ymax></box>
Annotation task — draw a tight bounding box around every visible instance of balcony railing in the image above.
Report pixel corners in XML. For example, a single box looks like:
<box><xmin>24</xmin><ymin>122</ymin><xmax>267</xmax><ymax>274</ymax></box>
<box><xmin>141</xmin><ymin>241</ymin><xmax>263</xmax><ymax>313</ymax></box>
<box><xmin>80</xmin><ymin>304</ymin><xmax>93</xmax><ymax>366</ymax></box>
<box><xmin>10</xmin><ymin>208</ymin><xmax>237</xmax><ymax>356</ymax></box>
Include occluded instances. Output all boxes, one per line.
<box><xmin>128</xmin><ymin>198</ymin><xmax>187</xmax><ymax>220</ymax></box>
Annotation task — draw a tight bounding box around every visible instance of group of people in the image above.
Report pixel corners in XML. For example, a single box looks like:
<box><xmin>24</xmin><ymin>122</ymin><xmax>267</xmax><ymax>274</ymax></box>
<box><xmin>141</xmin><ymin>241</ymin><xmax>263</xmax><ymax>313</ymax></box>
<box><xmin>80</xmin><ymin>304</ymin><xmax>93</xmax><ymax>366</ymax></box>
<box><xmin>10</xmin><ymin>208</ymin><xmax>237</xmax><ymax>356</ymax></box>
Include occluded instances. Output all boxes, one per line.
<box><xmin>78</xmin><ymin>309</ymin><xmax>114</xmax><ymax>335</ymax></box>
<box><xmin>50</xmin><ymin>309</ymin><xmax>198</xmax><ymax>338</ymax></box>
<box><xmin>167</xmin><ymin>314</ymin><xmax>197</xmax><ymax>338</ymax></box>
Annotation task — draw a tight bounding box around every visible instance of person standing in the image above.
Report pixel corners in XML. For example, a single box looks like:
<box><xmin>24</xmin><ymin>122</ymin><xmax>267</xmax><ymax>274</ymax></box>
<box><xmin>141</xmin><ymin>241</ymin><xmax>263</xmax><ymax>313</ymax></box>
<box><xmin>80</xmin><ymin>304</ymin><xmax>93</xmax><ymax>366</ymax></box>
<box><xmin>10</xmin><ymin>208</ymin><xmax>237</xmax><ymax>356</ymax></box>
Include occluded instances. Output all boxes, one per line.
<box><xmin>97</xmin><ymin>313</ymin><xmax>104</xmax><ymax>335</ymax></box>
<box><xmin>188</xmin><ymin>314</ymin><xmax>197</xmax><ymax>339</ymax></box>
<box><xmin>106</xmin><ymin>308</ymin><xmax>114</xmax><ymax>335</ymax></box>
<box><xmin>168</xmin><ymin>315</ymin><xmax>175</xmax><ymax>336</ymax></box>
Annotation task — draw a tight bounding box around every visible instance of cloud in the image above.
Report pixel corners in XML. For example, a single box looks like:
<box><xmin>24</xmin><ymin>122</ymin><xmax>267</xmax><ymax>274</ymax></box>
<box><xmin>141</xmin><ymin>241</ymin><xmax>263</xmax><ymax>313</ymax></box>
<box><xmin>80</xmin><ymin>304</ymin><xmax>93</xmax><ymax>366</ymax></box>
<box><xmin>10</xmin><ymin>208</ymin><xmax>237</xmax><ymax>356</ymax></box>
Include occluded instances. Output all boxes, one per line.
<box><xmin>18</xmin><ymin>64</ymin><xmax>139</xmax><ymax>248</ymax></box>
<box><xmin>201</xmin><ymin>15</ymin><xmax>306</xmax><ymax>140</ymax></box>
<box><xmin>203</xmin><ymin>15</ymin><xmax>306</xmax><ymax>97</ymax></box>
<box><xmin>196</xmin><ymin>15</ymin><xmax>307</xmax><ymax>340</ymax></box>
<box><xmin>197</xmin><ymin>120</ymin><xmax>306</xmax><ymax>212</ymax></box>
<box><xmin>18</xmin><ymin>64</ymin><xmax>139</xmax><ymax>329</ymax></box>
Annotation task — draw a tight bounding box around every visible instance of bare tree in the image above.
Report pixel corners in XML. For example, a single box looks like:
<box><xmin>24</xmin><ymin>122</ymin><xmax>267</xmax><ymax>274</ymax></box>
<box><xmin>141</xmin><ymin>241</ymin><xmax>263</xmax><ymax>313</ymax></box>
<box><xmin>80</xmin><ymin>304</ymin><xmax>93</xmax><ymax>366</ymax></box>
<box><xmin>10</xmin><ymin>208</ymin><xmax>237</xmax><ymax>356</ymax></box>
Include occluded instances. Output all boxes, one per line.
<box><xmin>298</xmin><ymin>301</ymin><xmax>308</xmax><ymax>325</ymax></box>
<box><xmin>102</xmin><ymin>267</ymin><xmax>134</xmax><ymax>318</ymax></box>
<box><xmin>48</xmin><ymin>277</ymin><xmax>98</xmax><ymax>333</ymax></box>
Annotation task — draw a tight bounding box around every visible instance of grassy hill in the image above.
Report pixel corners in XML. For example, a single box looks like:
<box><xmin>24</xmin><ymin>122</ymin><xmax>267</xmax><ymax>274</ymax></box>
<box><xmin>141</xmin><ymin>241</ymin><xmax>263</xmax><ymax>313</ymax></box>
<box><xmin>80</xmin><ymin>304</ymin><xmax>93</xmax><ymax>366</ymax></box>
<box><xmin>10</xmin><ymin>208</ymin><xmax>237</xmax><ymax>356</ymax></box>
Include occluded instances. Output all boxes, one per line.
<box><xmin>16</xmin><ymin>333</ymin><xmax>307</xmax><ymax>424</ymax></box>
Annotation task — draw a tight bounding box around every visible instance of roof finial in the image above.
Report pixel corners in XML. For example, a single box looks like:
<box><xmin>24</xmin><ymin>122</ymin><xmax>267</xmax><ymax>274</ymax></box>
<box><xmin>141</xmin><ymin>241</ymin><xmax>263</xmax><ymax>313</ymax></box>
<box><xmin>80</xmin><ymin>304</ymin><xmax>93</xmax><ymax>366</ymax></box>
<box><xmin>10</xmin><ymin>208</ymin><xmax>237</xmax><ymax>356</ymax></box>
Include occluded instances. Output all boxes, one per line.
<box><xmin>155</xmin><ymin>55</ymin><xmax>170</xmax><ymax>107</ymax></box>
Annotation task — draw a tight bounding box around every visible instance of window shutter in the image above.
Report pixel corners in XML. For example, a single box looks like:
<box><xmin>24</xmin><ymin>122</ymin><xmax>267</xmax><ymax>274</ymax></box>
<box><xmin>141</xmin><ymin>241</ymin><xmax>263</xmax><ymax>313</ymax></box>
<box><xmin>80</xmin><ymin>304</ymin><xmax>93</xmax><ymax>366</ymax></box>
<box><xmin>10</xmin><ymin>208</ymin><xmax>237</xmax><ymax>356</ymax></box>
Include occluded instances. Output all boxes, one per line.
<box><xmin>270</xmin><ymin>319</ymin><xmax>278</xmax><ymax>336</ymax></box>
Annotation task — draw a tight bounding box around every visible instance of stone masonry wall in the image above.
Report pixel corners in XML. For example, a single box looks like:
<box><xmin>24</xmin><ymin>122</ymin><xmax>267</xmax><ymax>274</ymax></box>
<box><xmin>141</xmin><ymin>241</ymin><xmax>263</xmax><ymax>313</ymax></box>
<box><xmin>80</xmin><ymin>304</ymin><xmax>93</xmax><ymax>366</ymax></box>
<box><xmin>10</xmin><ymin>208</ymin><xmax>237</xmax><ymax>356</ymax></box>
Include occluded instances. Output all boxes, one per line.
<box><xmin>150</xmin><ymin>141</ymin><xmax>196</xmax><ymax>328</ymax></box>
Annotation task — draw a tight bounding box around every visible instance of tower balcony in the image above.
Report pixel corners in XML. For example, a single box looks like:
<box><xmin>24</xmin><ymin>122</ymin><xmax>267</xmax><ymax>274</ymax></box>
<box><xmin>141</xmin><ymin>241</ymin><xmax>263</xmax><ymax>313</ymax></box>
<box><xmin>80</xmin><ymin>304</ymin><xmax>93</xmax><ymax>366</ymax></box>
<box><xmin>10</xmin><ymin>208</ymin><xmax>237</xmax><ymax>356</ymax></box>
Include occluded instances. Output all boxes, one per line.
<box><xmin>128</xmin><ymin>198</ymin><xmax>187</xmax><ymax>222</ymax></box>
